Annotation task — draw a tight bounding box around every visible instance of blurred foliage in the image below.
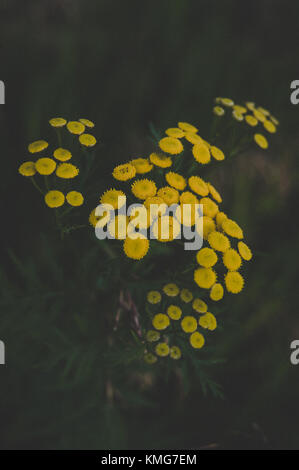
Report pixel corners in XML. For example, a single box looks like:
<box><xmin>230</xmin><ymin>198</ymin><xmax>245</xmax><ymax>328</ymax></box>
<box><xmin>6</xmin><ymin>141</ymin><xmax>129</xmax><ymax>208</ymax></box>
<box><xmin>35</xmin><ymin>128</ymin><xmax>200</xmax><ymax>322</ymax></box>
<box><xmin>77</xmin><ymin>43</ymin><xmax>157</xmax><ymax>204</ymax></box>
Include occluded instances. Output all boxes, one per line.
<box><xmin>1</xmin><ymin>0</ymin><xmax>299</xmax><ymax>450</ymax></box>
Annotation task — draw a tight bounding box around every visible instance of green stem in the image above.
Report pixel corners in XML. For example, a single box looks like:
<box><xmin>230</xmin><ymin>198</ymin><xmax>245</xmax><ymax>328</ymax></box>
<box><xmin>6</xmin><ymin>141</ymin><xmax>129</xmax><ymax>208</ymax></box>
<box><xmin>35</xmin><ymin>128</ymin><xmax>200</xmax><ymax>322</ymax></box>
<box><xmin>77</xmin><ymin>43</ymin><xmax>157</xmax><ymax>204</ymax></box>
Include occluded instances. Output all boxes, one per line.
<box><xmin>30</xmin><ymin>177</ymin><xmax>44</xmax><ymax>195</ymax></box>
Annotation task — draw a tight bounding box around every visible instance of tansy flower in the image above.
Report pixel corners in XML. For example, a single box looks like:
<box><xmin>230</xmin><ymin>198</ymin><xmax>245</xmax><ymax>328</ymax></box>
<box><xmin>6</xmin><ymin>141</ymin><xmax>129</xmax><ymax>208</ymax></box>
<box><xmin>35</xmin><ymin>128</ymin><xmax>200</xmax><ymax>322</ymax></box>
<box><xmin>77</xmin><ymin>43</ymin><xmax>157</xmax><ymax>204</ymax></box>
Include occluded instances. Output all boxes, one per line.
<box><xmin>208</xmin><ymin>231</ymin><xmax>230</xmax><ymax>252</ymax></box>
<box><xmin>233</xmin><ymin>105</ymin><xmax>247</xmax><ymax>114</ymax></box>
<box><xmin>155</xmin><ymin>342</ymin><xmax>170</xmax><ymax>357</ymax></box>
<box><xmin>208</xmin><ymin>183</ymin><xmax>222</xmax><ymax>203</ymax></box>
<box><xmin>192</xmin><ymin>143</ymin><xmax>211</xmax><ymax>164</ymax></box>
<box><xmin>165</xmin><ymin>171</ymin><xmax>186</xmax><ymax>191</ymax></box>
<box><xmin>232</xmin><ymin>110</ymin><xmax>244</xmax><ymax>122</ymax></box>
<box><xmin>180</xmin><ymin>191</ymin><xmax>199</xmax><ymax>205</ymax></box>
<box><xmin>66</xmin><ymin>191</ymin><xmax>84</xmax><ymax>207</ymax></box>
<box><xmin>167</xmin><ymin>305</ymin><xmax>182</xmax><ymax>320</ymax></box>
<box><xmin>146</xmin><ymin>330</ymin><xmax>160</xmax><ymax>342</ymax></box>
<box><xmin>178</xmin><ymin>122</ymin><xmax>198</xmax><ymax>133</ymax></box>
<box><xmin>210</xmin><ymin>283</ymin><xmax>224</xmax><ymax>301</ymax></box>
<box><xmin>123</xmin><ymin>235</ymin><xmax>149</xmax><ymax>260</ymax></box>
<box><xmin>79</xmin><ymin>118</ymin><xmax>95</xmax><ymax>128</ymax></box>
<box><xmin>144</xmin><ymin>196</ymin><xmax>167</xmax><ymax>220</ymax></box>
<box><xmin>147</xmin><ymin>290</ymin><xmax>162</xmax><ymax>304</ymax></box>
<box><xmin>270</xmin><ymin>115</ymin><xmax>279</xmax><ymax>126</ymax></box>
<box><xmin>131</xmin><ymin>179</ymin><xmax>157</xmax><ymax>200</ymax></box>
<box><xmin>225</xmin><ymin>271</ymin><xmax>244</xmax><ymax>294</ymax></box>
<box><xmin>100</xmin><ymin>189</ymin><xmax>126</xmax><ymax>210</ymax></box>
<box><xmin>198</xmin><ymin>216</ymin><xmax>216</xmax><ymax>240</ymax></box>
<box><xmin>213</xmin><ymin>106</ymin><xmax>225</xmax><ymax>116</ymax></box>
<box><xmin>35</xmin><ymin>157</ymin><xmax>56</xmax><ymax>175</ymax></box>
<box><xmin>113</xmin><ymin>163</ymin><xmax>136</xmax><ymax>181</ymax></box>
<box><xmin>130</xmin><ymin>158</ymin><xmax>153</xmax><ymax>174</ymax></box>
<box><xmin>221</xmin><ymin>98</ymin><xmax>234</xmax><ymax>107</ymax></box>
<box><xmin>238</xmin><ymin>241</ymin><xmax>253</xmax><ymax>261</ymax></box>
<box><xmin>188</xmin><ymin>176</ymin><xmax>209</xmax><ymax>197</ymax></box>
<box><xmin>223</xmin><ymin>248</ymin><xmax>242</xmax><ymax>271</ymax></box>
<box><xmin>170</xmin><ymin>346</ymin><xmax>182</xmax><ymax>360</ymax></box>
<box><xmin>253</xmin><ymin>109</ymin><xmax>266</xmax><ymax>123</ymax></box>
<box><xmin>254</xmin><ymin>133</ymin><xmax>269</xmax><ymax>149</ymax></box>
<box><xmin>190</xmin><ymin>331</ymin><xmax>205</xmax><ymax>349</ymax></box>
<box><xmin>28</xmin><ymin>140</ymin><xmax>48</xmax><ymax>153</ymax></box>
<box><xmin>89</xmin><ymin>208</ymin><xmax>110</xmax><ymax>227</ymax></box>
<box><xmin>210</xmin><ymin>146</ymin><xmax>225</xmax><ymax>161</ymax></box>
<box><xmin>199</xmin><ymin>312</ymin><xmax>217</xmax><ymax>331</ymax></box>
<box><xmin>222</xmin><ymin>219</ymin><xmax>243</xmax><ymax>239</ymax></box>
<box><xmin>257</xmin><ymin>107</ymin><xmax>270</xmax><ymax>117</ymax></box>
<box><xmin>165</xmin><ymin>128</ymin><xmax>185</xmax><ymax>138</ymax></box>
<box><xmin>184</xmin><ymin>132</ymin><xmax>203</xmax><ymax>144</ymax></box>
<box><xmin>159</xmin><ymin>137</ymin><xmax>183</xmax><ymax>155</ymax></box>
<box><xmin>245</xmin><ymin>115</ymin><xmax>258</xmax><ymax>127</ymax></box>
<box><xmin>44</xmin><ymin>190</ymin><xmax>65</xmax><ymax>208</ymax></box>
<box><xmin>150</xmin><ymin>152</ymin><xmax>172</xmax><ymax>168</ymax></box>
<box><xmin>216</xmin><ymin>211</ymin><xmax>228</xmax><ymax>229</ymax></box>
<box><xmin>152</xmin><ymin>215</ymin><xmax>181</xmax><ymax>242</ymax></box>
<box><xmin>163</xmin><ymin>283</ymin><xmax>179</xmax><ymax>297</ymax></box>
<box><xmin>49</xmin><ymin>117</ymin><xmax>67</xmax><ymax>127</ymax></box>
<box><xmin>180</xmin><ymin>288</ymin><xmax>193</xmax><ymax>303</ymax></box>
<box><xmin>108</xmin><ymin>215</ymin><xmax>129</xmax><ymax>239</ymax></box>
<box><xmin>152</xmin><ymin>313</ymin><xmax>170</xmax><ymax>330</ymax></box>
<box><xmin>263</xmin><ymin>120</ymin><xmax>276</xmax><ymax>134</ymax></box>
<box><xmin>66</xmin><ymin>121</ymin><xmax>85</xmax><ymax>135</ymax></box>
<box><xmin>56</xmin><ymin>163</ymin><xmax>79</xmax><ymax>179</ymax></box>
<box><xmin>144</xmin><ymin>353</ymin><xmax>157</xmax><ymax>364</ymax></box>
<box><xmin>79</xmin><ymin>133</ymin><xmax>97</xmax><ymax>147</ymax></box>
<box><xmin>200</xmin><ymin>197</ymin><xmax>219</xmax><ymax>218</ymax></box>
<box><xmin>193</xmin><ymin>298</ymin><xmax>208</xmax><ymax>313</ymax></box>
<box><xmin>18</xmin><ymin>161</ymin><xmax>36</xmax><ymax>177</ymax></box>
<box><xmin>181</xmin><ymin>315</ymin><xmax>197</xmax><ymax>333</ymax></box>
<box><xmin>53</xmin><ymin>148</ymin><xmax>72</xmax><ymax>162</ymax></box>
<box><xmin>194</xmin><ymin>267</ymin><xmax>217</xmax><ymax>289</ymax></box>
<box><xmin>157</xmin><ymin>186</ymin><xmax>179</xmax><ymax>205</ymax></box>
<box><xmin>246</xmin><ymin>102</ymin><xmax>256</xmax><ymax>111</ymax></box>
<box><xmin>196</xmin><ymin>247</ymin><xmax>218</xmax><ymax>268</ymax></box>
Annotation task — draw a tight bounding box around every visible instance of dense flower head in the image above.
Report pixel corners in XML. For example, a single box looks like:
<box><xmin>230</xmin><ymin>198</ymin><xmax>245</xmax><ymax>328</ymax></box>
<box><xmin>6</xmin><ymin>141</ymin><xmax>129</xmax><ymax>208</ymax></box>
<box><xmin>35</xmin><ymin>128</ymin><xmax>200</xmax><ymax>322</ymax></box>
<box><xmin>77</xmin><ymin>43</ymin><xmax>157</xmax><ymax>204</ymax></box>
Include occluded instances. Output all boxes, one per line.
<box><xmin>159</xmin><ymin>137</ymin><xmax>183</xmax><ymax>155</ymax></box>
<box><xmin>44</xmin><ymin>190</ymin><xmax>65</xmax><ymax>208</ymax></box>
<box><xmin>67</xmin><ymin>121</ymin><xmax>85</xmax><ymax>135</ymax></box>
<box><xmin>18</xmin><ymin>161</ymin><xmax>36</xmax><ymax>177</ymax></box>
<box><xmin>113</xmin><ymin>163</ymin><xmax>136</xmax><ymax>181</ymax></box>
<box><xmin>36</xmin><ymin>157</ymin><xmax>56</xmax><ymax>175</ymax></box>
<box><xmin>49</xmin><ymin>117</ymin><xmax>67</xmax><ymax>128</ymax></box>
<box><xmin>149</xmin><ymin>152</ymin><xmax>172</xmax><ymax>168</ymax></box>
<box><xmin>56</xmin><ymin>163</ymin><xmax>79</xmax><ymax>179</ymax></box>
<box><xmin>130</xmin><ymin>158</ymin><xmax>153</xmax><ymax>174</ymax></box>
<box><xmin>131</xmin><ymin>179</ymin><xmax>157</xmax><ymax>200</ymax></box>
<box><xmin>79</xmin><ymin>133</ymin><xmax>97</xmax><ymax>147</ymax></box>
<box><xmin>66</xmin><ymin>191</ymin><xmax>84</xmax><ymax>207</ymax></box>
<box><xmin>28</xmin><ymin>140</ymin><xmax>49</xmax><ymax>153</ymax></box>
<box><xmin>53</xmin><ymin>148</ymin><xmax>72</xmax><ymax>162</ymax></box>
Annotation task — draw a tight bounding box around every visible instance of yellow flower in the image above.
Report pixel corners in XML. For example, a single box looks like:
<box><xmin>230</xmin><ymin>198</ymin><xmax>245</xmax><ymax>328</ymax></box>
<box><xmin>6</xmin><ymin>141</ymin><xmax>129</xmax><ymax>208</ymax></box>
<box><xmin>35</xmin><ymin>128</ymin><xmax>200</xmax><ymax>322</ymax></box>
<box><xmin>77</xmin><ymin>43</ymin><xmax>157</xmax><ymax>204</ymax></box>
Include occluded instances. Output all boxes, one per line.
<box><xmin>147</xmin><ymin>290</ymin><xmax>162</xmax><ymax>304</ymax></box>
<box><xmin>208</xmin><ymin>183</ymin><xmax>222</xmax><ymax>203</ymax></box>
<box><xmin>257</xmin><ymin>107</ymin><xmax>270</xmax><ymax>117</ymax></box>
<box><xmin>152</xmin><ymin>216</ymin><xmax>181</xmax><ymax>242</ymax></box>
<box><xmin>196</xmin><ymin>247</ymin><xmax>218</xmax><ymax>268</ymax></box>
<box><xmin>167</xmin><ymin>305</ymin><xmax>182</xmax><ymax>320</ymax></box>
<box><xmin>113</xmin><ymin>163</ymin><xmax>136</xmax><ymax>181</ymax></box>
<box><xmin>210</xmin><ymin>146</ymin><xmax>225</xmax><ymax>161</ymax></box>
<box><xmin>18</xmin><ymin>161</ymin><xmax>36</xmax><ymax>177</ymax></box>
<box><xmin>165</xmin><ymin>171</ymin><xmax>186</xmax><ymax>191</ymax></box>
<box><xmin>223</xmin><ymin>248</ymin><xmax>242</xmax><ymax>271</ymax></box>
<box><xmin>216</xmin><ymin>211</ymin><xmax>228</xmax><ymax>229</ymax></box>
<box><xmin>44</xmin><ymin>190</ymin><xmax>65</xmax><ymax>208</ymax></box>
<box><xmin>165</xmin><ymin>128</ymin><xmax>185</xmax><ymax>138</ymax></box>
<box><xmin>49</xmin><ymin>117</ymin><xmax>67</xmax><ymax>127</ymax></box>
<box><xmin>232</xmin><ymin>110</ymin><xmax>244</xmax><ymax>122</ymax></box>
<box><xmin>144</xmin><ymin>196</ymin><xmax>167</xmax><ymax>221</ymax></box>
<box><xmin>263</xmin><ymin>120</ymin><xmax>276</xmax><ymax>134</ymax></box>
<box><xmin>108</xmin><ymin>215</ymin><xmax>129</xmax><ymax>239</ymax></box>
<box><xmin>222</xmin><ymin>219</ymin><xmax>243</xmax><ymax>239</ymax></box>
<box><xmin>130</xmin><ymin>158</ymin><xmax>153</xmax><ymax>174</ymax></box>
<box><xmin>221</xmin><ymin>98</ymin><xmax>234</xmax><ymax>107</ymax></box>
<box><xmin>210</xmin><ymin>283</ymin><xmax>224</xmax><ymax>301</ymax></box>
<box><xmin>225</xmin><ymin>271</ymin><xmax>244</xmax><ymax>294</ymax></box>
<box><xmin>159</xmin><ymin>137</ymin><xmax>183</xmax><ymax>155</ymax></box>
<box><xmin>180</xmin><ymin>288</ymin><xmax>193</xmax><ymax>303</ymax></box>
<box><xmin>233</xmin><ymin>105</ymin><xmax>247</xmax><ymax>114</ymax></box>
<box><xmin>254</xmin><ymin>133</ymin><xmax>269</xmax><ymax>149</ymax></box>
<box><xmin>190</xmin><ymin>331</ymin><xmax>205</xmax><ymax>349</ymax></box>
<box><xmin>56</xmin><ymin>163</ymin><xmax>79</xmax><ymax>179</ymax></box>
<box><xmin>79</xmin><ymin>118</ymin><xmax>95</xmax><ymax>128</ymax></box>
<box><xmin>238</xmin><ymin>241</ymin><xmax>252</xmax><ymax>261</ymax></box>
<box><xmin>131</xmin><ymin>179</ymin><xmax>157</xmax><ymax>200</ymax></box>
<box><xmin>100</xmin><ymin>189</ymin><xmax>126</xmax><ymax>210</ymax></box>
<box><xmin>150</xmin><ymin>152</ymin><xmax>172</xmax><ymax>168</ymax></box>
<box><xmin>245</xmin><ymin>115</ymin><xmax>258</xmax><ymax>127</ymax></box>
<box><xmin>192</xmin><ymin>143</ymin><xmax>211</xmax><ymax>164</ymax></box>
<box><xmin>155</xmin><ymin>342</ymin><xmax>170</xmax><ymax>357</ymax></box>
<box><xmin>66</xmin><ymin>121</ymin><xmax>85</xmax><ymax>135</ymax></box>
<box><xmin>146</xmin><ymin>330</ymin><xmax>160</xmax><ymax>342</ymax></box>
<box><xmin>193</xmin><ymin>298</ymin><xmax>208</xmax><ymax>313</ymax></box>
<box><xmin>152</xmin><ymin>313</ymin><xmax>170</xmax><ymax>330</ymax></box>
<box><xmin>163</xmin><ymin>283</ymin><xmax>179</xmax><ymax>297</ymax></box>
<box><xmin>180</xmin><ymin>191</ymin><xmax>199</xmax><ymax>205</ymax></box>
<box><xmin>198</xmin><ymin>216</ymin><xmax>216</xmax><ymax>240</ymax></box>
<box><xmin>213</xmin><ymin>106</ymin><xmax>225</xmax><ymax>116</ymax></box>
<box><xmin>246</xmin><ymin>102</ymin><xmax>256</xmax><ymax>111</ymax></box>
<box><xmin>170</xmin><ymin>346</ymin><xmax>182</xmax><ymax>360</ymax></box>
<box><xmin>184</xmin><ymin>132</ymin><xmax>203</xmax><ymax>144</ymax></box>
<box><xmin>123</xmin><ymin>235</ymin><xmax>150</xmax><ymax>260</ymax></box>
<box><xmin>89</xmin><ymin>208</ymin><xmax>110</xmax><ymax>227</ymax></box>
<box><xmin>253</xmin><ymin>109</ymin><xmax>266</xmax><ymax>123</ymax></box>
<box><xmin>178</xmin><ymin>122</ymin><xmax>198</xmax><ymax>133</ymax></box>
<box><xmin>79</xmin><ymin>133</ymin><xmax>97</xmax><ymax>147</ymax></box>
<box><xmin>144</xmin><ymin>353</ymin><xmax>157</xmax><ymax>364</ymax></box>
<box><xmin>66</xmin><ymin>191</ymin><xmax>84</xmax><ymax>207</ymax></box>
<box><xmin>157</xmin><ymin>186</ymin><xmax>179</xmax><ymax>205</ymax></box>
<box><xmin>35</xmin><ymin>158</ymin><xmax>56</xmax><ymax>175</ymax></box>
<box><xmin>181</xmin><ymin>315</ymin><xmax>197</xmax><ymax>333</ymax></box>
<box><xmin>200</xmin><ymin>197</ymin><xmax>219</xmax><ymax>218</ymax></box>
<box><xmin>177</xmin><ymin>199</ymin><xmax>200</xmax><ymax>226</ymax></box>
<box><xmin>28</xmin><ymin>140</ymin><xmax>48</xmax><ymax>154</ymax></box>
<box><xmin>199</xmin><ymin>312</ymin><xmax>217</xmax><ymax>331</ymax></box>
<box><xmin>194</xmin><ymin>267</ymin><xmax>217</xmax><ymax>289</ymax></box>
<box><xmin>270</xmin><ymin>115</ymin><xmax>279</xmax><ymax>126</ymax></box>
<box><xmin>53</xmin><ymin>148</ymin><xmax>72</xmax><ymax>162</ymax></box>
<box><xmin>208</xmin><ymin>231</ymin><xmax>230</xmax><ymax>252</ymax></box>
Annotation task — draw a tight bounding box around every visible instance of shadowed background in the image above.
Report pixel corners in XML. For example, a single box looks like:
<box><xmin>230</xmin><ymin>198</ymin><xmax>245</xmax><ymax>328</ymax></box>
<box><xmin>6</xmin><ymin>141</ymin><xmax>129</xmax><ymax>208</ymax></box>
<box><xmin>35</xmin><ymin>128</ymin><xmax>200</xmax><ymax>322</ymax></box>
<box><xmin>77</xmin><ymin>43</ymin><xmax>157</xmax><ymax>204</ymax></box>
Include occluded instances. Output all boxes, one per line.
<box><xmin>1</xmin><ymin>0</ymin><xmax>299</xmax><ymax>449</ymax></box>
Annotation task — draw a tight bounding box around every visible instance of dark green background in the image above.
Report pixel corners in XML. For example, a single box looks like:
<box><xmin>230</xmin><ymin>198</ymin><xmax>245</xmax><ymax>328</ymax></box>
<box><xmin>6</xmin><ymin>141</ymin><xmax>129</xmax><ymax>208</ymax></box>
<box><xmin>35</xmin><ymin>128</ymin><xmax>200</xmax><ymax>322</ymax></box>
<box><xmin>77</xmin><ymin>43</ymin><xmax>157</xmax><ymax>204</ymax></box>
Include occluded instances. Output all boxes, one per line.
<box><xmin>1</xmin><ymin>0</ymin><xmax>299</xmax><ymax>450</ymax></box>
